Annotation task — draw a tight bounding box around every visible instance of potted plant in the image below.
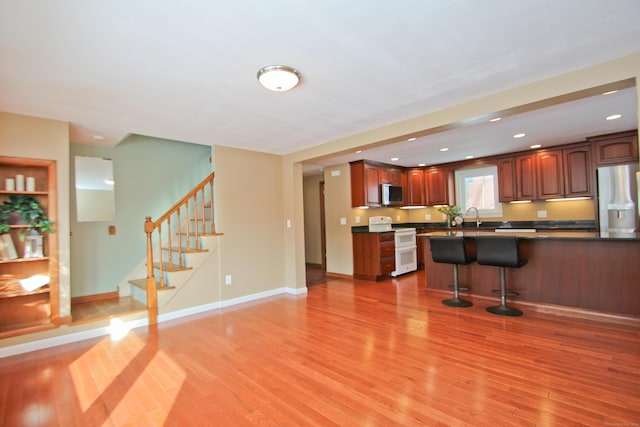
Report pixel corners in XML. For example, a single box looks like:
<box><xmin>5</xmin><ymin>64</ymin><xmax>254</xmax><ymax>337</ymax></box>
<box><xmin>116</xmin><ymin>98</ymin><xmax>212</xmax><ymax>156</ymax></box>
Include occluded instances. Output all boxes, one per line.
<box><xmin>0</xmin><ymin>194</ymin><xmax>55</xmax><ymax>240</ymax></box>
<box><xmin>436</xmin><ymin>204</ymin><xmax>461</xmax><ymax>228</ymax></box>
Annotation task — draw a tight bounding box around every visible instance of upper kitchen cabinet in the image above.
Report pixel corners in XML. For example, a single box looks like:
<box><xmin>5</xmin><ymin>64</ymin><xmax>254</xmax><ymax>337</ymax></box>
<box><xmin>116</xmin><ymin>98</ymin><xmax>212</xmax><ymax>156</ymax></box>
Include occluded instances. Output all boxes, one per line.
<box><xmin>379</xmin><ymin>166</ymin><xmax>405</xmax><ymax>187</ymax></box>
<box><xmin>562</xmin><ymin>144</ymin><xmax>593</xmax><ymax>197</ymax></box>
<box><xmin>537</xmin><ymin>149</ymin><xmax>565</xmax><ymax>199</ymax></box>
<box><xmin>499</xmin><ymin>143</ymin><xmax>594</xmax><ymax>202</ymax></box>
<box><xmin>497</xmin><ymin>157</ymin><xmax>517</xmax><ymax>202</ymax></box>
<box><xmin>589</xmin><ymin>130</ymin><xmax>639</xmax><ymax>166</ymax></box>
<box><xmin>350</xmin><ymin>160</ymin><xmax>381</xmax><ymax>207</ymax></box>
<box><xmin>424</xmin><ymin>166</ymin><xmax>452</xmax><ymax>206</ymax></box>
<box><xmin>515</xmin><ymin>154</ymin><xmax>537</xmax><ymax>201</ymax></box>
<box><xmin>405</xmin><ymin>168</ymin><xmax>426</xmax><ymax>206</ymax></box>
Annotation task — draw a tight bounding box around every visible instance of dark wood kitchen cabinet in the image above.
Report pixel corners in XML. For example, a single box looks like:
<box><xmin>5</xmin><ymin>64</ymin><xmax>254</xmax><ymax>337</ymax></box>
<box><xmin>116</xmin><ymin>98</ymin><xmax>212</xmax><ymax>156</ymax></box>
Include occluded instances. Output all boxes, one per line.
<box><xmin>537</xmin><ymin>149</ymin><xmax>564</xmax><ymax>199</ymax></box>
<box><xmin>352</xmin><ymin>232</ymin><xmax>395</xmax><ymax>281</ymax></box>
<box><xmin>350</xmin><ymin>160</ymin><xmax>407</xmax><ymax>208</ymax></box>
<box><xmin>424</xmin><ymin>166</ymin><xmax>451</xmax><ymax>206</ymax></box>
<box><xmin>589</xmin><ymin>130</ymin><xmax>639</xmax><ymax>166</ymax></box>
<box><xmin>515</xmin><ymin>154</ymin><xmax>537</xmax><ymax>200</ymax></box>
<box><xmin>497</xmin><ymin>157</ymin><xmax>517</xmax><ymax>202</ymax></box>
<box><xmin>499</xmin><ymin>144</ymin><xmax>593</xmax><ymax>202</ymax></box>
<box><xmin>405</xmin><ymin>168</ymin><xmax>425</xmax><ymax>206</ymax></box>
<box><xmin>350</xmin><ymin>160</ymin><xmax>381</xmax><ymax>207</ymax></box>
<box><xmin>563</xmin><ymin>144</ymin><xmax>593</xmax><ymax>197</ymax></box>
<box><xmin>379</xmin><ymin>166</ymin><xmax>405</xmax><ymax>187</ymax></box>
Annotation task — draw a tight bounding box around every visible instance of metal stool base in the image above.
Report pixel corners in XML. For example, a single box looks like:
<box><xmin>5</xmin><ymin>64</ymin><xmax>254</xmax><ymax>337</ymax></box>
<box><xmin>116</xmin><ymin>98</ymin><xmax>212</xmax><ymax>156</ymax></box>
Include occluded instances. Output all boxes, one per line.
<box><xmin>486</xmin><ymin>304</ymin><xmax>523</xmax><ymax>316</ymax></box>
<box><xmin>442</xmin><ymin>297</ymin><xmax>473</xmax><ymax>308</ymax></box>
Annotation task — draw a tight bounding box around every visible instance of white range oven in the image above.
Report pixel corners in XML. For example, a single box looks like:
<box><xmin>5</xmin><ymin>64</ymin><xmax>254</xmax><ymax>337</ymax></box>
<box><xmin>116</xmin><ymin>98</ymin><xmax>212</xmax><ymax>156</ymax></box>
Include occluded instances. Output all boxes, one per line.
<box><xmin>391</xmin><ymin>227</ymin><xmax>417</xmax><ymax>277</ymax></box>
<box><xmin>368</xmin><ymin>217</ymin><xmax>417</xmax><ymax>277</ymax></box>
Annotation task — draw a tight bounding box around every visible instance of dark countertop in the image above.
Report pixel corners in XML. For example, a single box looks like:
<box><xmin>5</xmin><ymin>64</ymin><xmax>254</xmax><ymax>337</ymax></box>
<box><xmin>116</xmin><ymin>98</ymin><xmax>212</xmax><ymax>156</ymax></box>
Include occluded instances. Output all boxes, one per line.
<box><xmin>417</xmin><ymin>230</ymin><xmax>640</xmax><ymax>241</ymax></box>
<box><xmin>352</xmin><ymin>220</ymin><xmax>597</xmax><ymax>234</ymax></box>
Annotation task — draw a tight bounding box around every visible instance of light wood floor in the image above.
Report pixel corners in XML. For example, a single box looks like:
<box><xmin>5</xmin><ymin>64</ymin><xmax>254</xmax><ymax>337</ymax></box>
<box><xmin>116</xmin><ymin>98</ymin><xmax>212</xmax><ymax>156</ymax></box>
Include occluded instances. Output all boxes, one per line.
<box><xmin>71</xmin><ymin>296</ymin><xmax>147</xmax><ymax>324</ymax></box>
<box><xmin>1</xmin><ymin>271</ymin><xmax>639</xmax><ymax>426</ymax></box>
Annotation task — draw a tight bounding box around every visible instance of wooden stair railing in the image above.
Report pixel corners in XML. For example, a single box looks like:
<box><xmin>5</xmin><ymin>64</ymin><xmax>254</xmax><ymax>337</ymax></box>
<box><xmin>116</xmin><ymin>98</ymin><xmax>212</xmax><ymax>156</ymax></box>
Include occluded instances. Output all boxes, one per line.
<box><xmin>142</xmin><ymin>172</ymin><xmax>218</xmax><ymax>317</ymax></box>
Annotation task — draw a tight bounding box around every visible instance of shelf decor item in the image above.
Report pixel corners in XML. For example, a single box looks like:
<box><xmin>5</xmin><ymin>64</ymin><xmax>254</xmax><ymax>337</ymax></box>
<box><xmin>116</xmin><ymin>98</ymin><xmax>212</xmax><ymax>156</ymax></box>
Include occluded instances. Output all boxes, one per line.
<box><xmin>15</xmin><ymin>174</ymin><xmax>24</xmax><ymax>191</ymax></box>
<box><xmin>26</xmin><ymin>176</ymin><xmax>35</xmax><ymax>192</ymax></box>
<box><xmin>0</xmin><ymin>194</ymin><xmax>55</xmax><ymax>239</ymax></box>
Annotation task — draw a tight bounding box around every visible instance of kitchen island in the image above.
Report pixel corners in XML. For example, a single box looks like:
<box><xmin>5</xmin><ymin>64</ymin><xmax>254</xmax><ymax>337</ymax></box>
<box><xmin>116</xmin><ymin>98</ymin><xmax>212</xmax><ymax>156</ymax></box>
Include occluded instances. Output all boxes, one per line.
<box><xmin>418</xmin><ymin>230</ymin><xmax>640</xmax><ymax>321</ymax></box>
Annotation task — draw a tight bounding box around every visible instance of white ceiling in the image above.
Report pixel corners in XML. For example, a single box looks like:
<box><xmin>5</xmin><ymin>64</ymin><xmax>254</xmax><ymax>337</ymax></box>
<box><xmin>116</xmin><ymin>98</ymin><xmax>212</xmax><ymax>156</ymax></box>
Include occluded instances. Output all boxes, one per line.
<box><xmin>1</xmin><ymin>1</ymin><xmax>639</xmax><ymax>172</ymax></box>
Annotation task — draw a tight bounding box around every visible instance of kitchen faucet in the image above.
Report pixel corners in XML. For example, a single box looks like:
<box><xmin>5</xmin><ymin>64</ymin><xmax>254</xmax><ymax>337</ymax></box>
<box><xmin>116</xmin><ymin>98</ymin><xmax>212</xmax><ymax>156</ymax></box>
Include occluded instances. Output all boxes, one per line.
<box><xmin>466</xmin><ymin>207</ymin><xmax>482</xmax><ymax>229</ymax></box>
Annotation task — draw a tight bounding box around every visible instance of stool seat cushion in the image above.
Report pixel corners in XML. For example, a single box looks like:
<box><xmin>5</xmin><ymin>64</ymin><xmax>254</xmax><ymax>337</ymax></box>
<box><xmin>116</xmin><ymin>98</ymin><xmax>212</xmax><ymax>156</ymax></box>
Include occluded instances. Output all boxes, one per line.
<box><xmin>475</xmin><ymin>236</ymin><xmax>527</xmax><ymax>268</ymax></box>
<box><xmin>429</xmin><ymin>236</ymin><xmax>475</xmax><ymax>265</ymax></box>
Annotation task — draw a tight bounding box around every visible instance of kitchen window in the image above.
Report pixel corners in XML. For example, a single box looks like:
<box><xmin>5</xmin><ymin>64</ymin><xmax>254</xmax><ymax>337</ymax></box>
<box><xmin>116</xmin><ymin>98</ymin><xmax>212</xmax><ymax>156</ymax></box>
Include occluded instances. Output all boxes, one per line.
<box><xmin>454</xmin><ymin>165</ymin><xmax>503</xmax><ymax>217</ymax></box>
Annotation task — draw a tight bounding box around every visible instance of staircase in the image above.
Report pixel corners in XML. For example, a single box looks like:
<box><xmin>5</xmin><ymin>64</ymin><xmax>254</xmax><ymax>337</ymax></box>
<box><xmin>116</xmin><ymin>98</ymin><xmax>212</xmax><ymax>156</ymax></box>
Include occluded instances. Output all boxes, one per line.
<box><xmin>128</xmin><ymin>172</ymin><xmax>221</xmax><ymax>321</ymax></box>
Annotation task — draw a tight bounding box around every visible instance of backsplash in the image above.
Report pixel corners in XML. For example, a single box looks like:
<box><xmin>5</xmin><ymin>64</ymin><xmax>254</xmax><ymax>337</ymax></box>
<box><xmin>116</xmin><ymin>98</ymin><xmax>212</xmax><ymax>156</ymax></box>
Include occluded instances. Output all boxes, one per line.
<box><xmin>351</xmin><ymin>198</ymin><xmax>596</xmax><ymax>226</ymax></box>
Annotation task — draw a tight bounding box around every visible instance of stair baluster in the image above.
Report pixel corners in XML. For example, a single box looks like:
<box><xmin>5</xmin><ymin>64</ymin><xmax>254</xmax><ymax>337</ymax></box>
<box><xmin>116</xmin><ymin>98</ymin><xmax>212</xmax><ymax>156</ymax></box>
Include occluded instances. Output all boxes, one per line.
<box><xmin>140</xmin><ymin>172</ymin><xmax>218</xmax><ymax>313</ymax></box>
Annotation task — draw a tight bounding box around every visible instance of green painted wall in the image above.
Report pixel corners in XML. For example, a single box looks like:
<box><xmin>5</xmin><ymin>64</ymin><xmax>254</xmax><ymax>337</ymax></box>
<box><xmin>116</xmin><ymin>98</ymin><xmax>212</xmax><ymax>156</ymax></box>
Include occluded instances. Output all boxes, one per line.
<box><xmin>70</xmin><ymin>136</ymin><xmax>212</xmax><ymax>297</ymax></box>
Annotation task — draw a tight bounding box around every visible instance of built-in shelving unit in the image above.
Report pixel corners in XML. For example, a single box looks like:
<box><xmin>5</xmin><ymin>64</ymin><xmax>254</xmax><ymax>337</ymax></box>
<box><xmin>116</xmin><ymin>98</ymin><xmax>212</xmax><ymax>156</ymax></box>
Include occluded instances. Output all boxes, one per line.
<box><xmin>0</xmin><ymin>156</ymin><xmax>59</xmax><ymax>338</ymax></box>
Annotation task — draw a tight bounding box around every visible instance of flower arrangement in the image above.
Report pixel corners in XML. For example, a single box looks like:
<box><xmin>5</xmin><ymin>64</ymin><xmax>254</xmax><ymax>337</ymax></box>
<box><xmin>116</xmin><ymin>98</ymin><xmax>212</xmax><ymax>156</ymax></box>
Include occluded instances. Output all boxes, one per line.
<box><xmin>436</xmin><ymin>204</ymin><xmax>461</xmax><ymax>218</ymax></box>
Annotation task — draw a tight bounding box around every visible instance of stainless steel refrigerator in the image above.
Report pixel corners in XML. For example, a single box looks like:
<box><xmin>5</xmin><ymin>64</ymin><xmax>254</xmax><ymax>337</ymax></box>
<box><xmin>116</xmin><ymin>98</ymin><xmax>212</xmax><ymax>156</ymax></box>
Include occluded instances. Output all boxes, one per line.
<box><xmin>597</xmin><ymin>164</ymin><xmax>640</xmax><ymax>233</ymax></box>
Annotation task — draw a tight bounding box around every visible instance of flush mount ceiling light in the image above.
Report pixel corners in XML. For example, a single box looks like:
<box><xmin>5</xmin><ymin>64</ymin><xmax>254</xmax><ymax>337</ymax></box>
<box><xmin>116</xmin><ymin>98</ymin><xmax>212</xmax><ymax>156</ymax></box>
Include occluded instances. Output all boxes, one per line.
<box><xmin>257</xmin><ymin>65</ymin><xmax>301</xmax><ymax>92</ymax></box>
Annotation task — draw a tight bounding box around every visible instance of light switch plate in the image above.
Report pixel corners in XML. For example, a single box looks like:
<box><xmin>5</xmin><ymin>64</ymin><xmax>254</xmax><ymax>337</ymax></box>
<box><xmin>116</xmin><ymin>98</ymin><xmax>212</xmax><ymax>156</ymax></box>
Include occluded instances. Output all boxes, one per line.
<box><xmin>340</xmin><ymin>217</ymin><xmax>347</xmax><ymax>225</ymax></box>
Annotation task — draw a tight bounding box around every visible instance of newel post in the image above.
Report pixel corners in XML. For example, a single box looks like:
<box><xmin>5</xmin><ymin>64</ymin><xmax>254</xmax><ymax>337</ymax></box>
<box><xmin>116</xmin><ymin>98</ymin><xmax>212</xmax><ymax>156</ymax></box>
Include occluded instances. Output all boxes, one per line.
<box><xmin>144</xmin><ymin>216</ymin><xmax>158</xmax><ymax>322</ymax></box>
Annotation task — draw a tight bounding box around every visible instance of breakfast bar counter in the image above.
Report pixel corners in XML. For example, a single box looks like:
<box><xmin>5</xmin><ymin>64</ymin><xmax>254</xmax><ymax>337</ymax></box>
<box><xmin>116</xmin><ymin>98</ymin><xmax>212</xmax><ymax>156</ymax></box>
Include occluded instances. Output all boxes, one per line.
<box><xmin>418</xmin><ymin>230</ymin><xmax>640</xmax><ymax>319</ymax></box>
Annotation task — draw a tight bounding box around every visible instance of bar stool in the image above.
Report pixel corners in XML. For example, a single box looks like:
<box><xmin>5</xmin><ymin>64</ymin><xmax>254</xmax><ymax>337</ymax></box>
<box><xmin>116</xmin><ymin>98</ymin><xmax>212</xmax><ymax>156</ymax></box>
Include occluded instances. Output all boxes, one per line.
<box><xmin>475</xmin><ymin>236</ymin><xmax>527</xmax><ymax>316</ymax></box>
<box><xmin>428</xmin><ymin>236</ymin><xmax>475</xmax><ymax>307</ymax></box>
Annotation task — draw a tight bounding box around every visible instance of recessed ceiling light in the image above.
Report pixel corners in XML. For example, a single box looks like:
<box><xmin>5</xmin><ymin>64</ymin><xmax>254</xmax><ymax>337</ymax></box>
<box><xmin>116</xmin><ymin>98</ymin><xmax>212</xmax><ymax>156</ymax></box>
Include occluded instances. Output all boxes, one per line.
<box><xmin>408</xmin><ymin>137</ymin><xmax>417</xmax><ymax>142</ymax></box>
<box><xmin>104</xmin><ymin>178</ymin><xmax>115</xmax><ymax>185</ymax></box>
<box><xmin>391</xmin><ymin>157</ymin><xmax>399</xmax><ymax>161</ymax></box>
<box><xmin>530</xmin><ymin>144</ymin><xmax>542</xmax><ymax>149</ymax></box>
<box><xmin>439</xmin><ymin>148</ymin><xmax>449</xmax><ymax>152</ymax></box>
<box><xmin>418</xmin><ymin>163</ymin><xmax>426</xmax><ymax>167</ymax></box>
<box><xmin>465</xmin><ymin>155</ymin><xmax>475</xmax><ymax>159</ymax></box>
<box><xmin>93</xmin><ymin>135</ymin><xmax>105</xmax><ymax>140</ymax></box>
<box><xmin>355</xmin><ymin>150</ymin><xmax>362</xmax><ymax>154</ymax></box>
<box><xmin>513</xmin><ymin>133</ymin><xmax>526</xmax><ymax>138</ymax></box>
<box><xmin>602</xmin><ymin>90</ymin><xmax>618</xmax><ymax>95</ymax></box>
<box><xmin>489</xmin><ymin>117</ymin><xmax>501</xmax><ymax>122</ymax></box>
<box><xmin>606</xmin><ymin>114</ymin><xmax>622</xmax><ymax>121</ymax></box>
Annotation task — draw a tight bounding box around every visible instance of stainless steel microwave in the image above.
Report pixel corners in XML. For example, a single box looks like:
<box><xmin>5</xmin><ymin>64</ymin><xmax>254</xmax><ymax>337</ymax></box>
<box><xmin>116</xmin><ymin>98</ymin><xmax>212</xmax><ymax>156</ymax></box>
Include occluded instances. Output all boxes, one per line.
<box><xmin>381</xmin><ymin>184</ymin><xmax>403</xmax><ymax>206</ymax></box>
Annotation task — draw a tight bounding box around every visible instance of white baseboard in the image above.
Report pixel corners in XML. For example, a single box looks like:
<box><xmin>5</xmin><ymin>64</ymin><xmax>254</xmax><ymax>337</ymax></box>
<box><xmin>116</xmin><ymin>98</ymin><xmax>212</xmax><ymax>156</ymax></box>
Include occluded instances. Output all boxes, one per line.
<box><xmin>0</xmin><ymin>285</ymin><xmax>308</xmax><ymax>358</ymax></box>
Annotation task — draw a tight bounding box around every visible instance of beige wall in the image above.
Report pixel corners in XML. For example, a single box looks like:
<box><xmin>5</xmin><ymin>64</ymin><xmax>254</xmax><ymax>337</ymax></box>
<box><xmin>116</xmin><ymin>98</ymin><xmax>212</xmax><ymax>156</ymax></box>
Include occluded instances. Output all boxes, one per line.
<box><xmin>0</xmin><ymin>112</ymin><xmax>71</xmax><ymax>317</ymax></box>
<box><xmin>303</xmin><ymin>174</ymin><xmax>323</xmax><ymax>265</ymax></box>
<box><xmin>214</xmin><ymin>145</ymin><xmax>287</xmax><ymax>297</ymax></box>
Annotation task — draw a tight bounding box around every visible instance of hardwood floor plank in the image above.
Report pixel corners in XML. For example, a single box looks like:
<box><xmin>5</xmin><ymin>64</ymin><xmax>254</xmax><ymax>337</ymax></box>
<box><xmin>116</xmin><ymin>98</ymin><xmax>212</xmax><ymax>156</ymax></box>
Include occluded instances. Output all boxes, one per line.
<box><xmin>1</xmin><ymin>271</ymin><xmax>639</xmax><ymax>425</ymax></box>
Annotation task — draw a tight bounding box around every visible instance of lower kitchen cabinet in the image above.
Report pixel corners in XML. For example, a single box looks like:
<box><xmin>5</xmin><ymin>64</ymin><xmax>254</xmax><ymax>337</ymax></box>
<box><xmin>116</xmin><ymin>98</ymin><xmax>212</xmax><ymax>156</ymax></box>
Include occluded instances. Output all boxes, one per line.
<box><xmin>352</xmin><ymin>232</ymin><xmax>395</xmax><ymax>281</ymax></box>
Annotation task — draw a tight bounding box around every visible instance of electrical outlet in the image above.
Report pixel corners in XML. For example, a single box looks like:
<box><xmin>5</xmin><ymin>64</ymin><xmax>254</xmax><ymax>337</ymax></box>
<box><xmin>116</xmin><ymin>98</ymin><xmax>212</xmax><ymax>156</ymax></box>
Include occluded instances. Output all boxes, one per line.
<box><xmin>355</xmin><ymin>216</ymin><xmax>361</xmax><ymax>224</ymax></box>
<box><xmin>396</xmin><ymin>215</ymin><xmax>400</xmax><ymax>221</ymax></box>
<box><xmin>340</xmin><ymin>217</ymin><xmax>347</xmax><ymax>225</ymax></box>
<box><xmin>425</xmin><ymin>214</ymin><xmax>431</xmax><ymax>220</ymax></box>
<box><xmin>537</xmin><ymin>210</ymin><xmax>547</xmax><ymax>218</ymax></box>
<box><xmin>225</xmin><ymin>275</ymin><xmax>232</xmax><ymax>285</ymax></box>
